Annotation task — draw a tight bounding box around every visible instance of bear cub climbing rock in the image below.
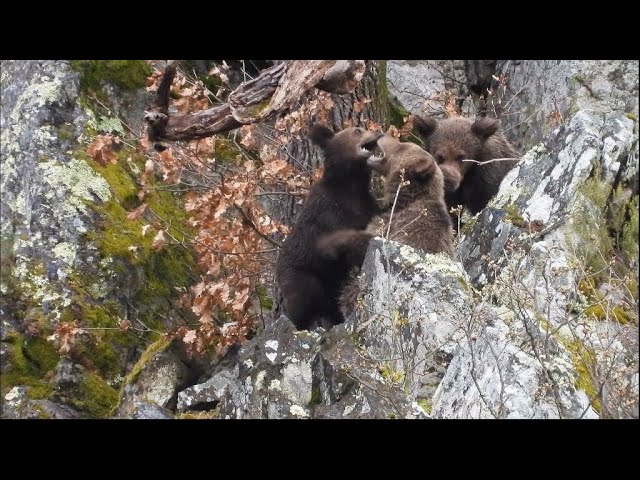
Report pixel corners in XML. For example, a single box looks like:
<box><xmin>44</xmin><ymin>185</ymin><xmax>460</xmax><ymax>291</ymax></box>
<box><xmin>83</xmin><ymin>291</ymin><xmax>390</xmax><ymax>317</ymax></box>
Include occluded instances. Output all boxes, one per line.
<box><xmin>411</xmin><ymin>115</ymin><xmax>520</xmax><ymax>216</ymax></box>
<box><xmin>275</xmin><ymin>124</ymin><xmax>383</xmax><ymax>331</ymax></box>
<box><xmin>318</xmin><ymin>134</ymin><xmax>454</xmax><ymax>259</ymax></box>
<box><xmin>316</xmin><ymin>135</ymin><xmax>454</xmax><ymax>319</ymax></box>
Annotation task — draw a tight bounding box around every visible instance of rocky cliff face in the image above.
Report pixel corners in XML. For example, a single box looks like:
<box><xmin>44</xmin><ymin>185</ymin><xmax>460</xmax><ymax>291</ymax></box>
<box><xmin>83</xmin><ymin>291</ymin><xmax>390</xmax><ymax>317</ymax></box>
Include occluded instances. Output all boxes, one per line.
<box><xmin>2</xmin><ymin>60</ymin><xmax>638</xmax><ymax>419</ymax></box>
<box><xmin>1</xmin><ymin>60</ymin><xmax>197</xmax><ymax>418</ymax></box>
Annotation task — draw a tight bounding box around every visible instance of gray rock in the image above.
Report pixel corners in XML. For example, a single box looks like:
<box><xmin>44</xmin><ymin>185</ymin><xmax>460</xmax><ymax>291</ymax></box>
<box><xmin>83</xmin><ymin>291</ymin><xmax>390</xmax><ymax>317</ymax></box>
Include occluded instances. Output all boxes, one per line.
<box><xmin>350</xmin><ymin>238</ymin><xmax>468</xmax><ymax>406</ymax></box>
<box><xmin>431</xmin><ymin>306</ymin><xmax>598</xmax><ymax>419</ymax></box>
<box><xmin>495</xmin><ymin>60</ymin><xmax>639</xmax><ymax>151</ymax></box>
<box><xmin>120</xmin><ymin>400</ymin><xmax>174</xmax><ymax>419</ymax></box>
<box><xmin>115</xmin><ymin>338</ymin><xmax>197</xmax><ymax>418</ymax></box>
<box><xmin>459</xmin><ymin>110</ymin><xmax>636</xmax><ymax>288</ymax></box>
<box><xmin>450</xmin><ymin>106</ymin><xmax>638</xmax><ymax>418</ymax></box>
<box><xmin>0</xmin><ymin>60</ymin><xmax>195</xmax><ymax>418</ymax></box>
<box><xmin>3</xmin><ymin>386</ymin><xmax>80</xmax><ymax>419</ymax></box>
<box><xmin>177</xmin><ymin>316</ymin><xmax>427</xmax><ymax>419</ymax></box>
<box><xmin>177</xmin><ymin>369</ymin><xmax>237</xmax><ymax>412</ymax></box>
<box><xmin>53</xmin><ymin>356</ymin><xmax>85</xmax><ymax>391</ymax></box>
<box><xmin>387</xmin><ymin>60</ymin><xmax>470</xmax><ymax>116</ymax></box>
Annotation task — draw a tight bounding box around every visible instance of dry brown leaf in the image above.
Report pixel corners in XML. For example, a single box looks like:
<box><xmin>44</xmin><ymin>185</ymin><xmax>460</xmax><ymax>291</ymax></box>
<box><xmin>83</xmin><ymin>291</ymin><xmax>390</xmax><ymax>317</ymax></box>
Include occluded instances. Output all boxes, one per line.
<box><xmin>87</xmin><ymin>134</ymin><xmax>118</xmax><ymax>166</ymax></box>
<box><xmin>152</xmin><ymin>230</ymin><xmax>167</xmax><ymax>251</ymax></box>
<box><xmin>263</xmin><ymin>159</ymin><xmax>289</xmax><ymax>176</ymax></box>
<box><xmin>199</xmin><ymin>311</ymin><xmax>214</xmax><ymax>324</ymax></box>
<box><xmin>126</xmin><ymin>203</ymin><xmax>147</xmax><ymax>221</ymax></box>
<box><xmin>183</xmin><ymin>329</ymin><xmax>197</xmax><ymax>344</ymax></box>
<box><xmin>353</xmin><ymin>97</ymin><xmax>372</xmax><ymax>113</ymax></box>
<box><xmin>144</xmin><ymin>159</ymin><xmax>155</xmax><ymax>176</ymax></box>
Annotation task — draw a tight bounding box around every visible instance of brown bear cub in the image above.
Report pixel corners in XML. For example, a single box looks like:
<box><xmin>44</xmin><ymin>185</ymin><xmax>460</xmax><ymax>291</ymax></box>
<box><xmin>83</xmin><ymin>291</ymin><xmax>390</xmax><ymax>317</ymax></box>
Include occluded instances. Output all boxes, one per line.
<box><xmin>411</xmin><ymin>115</ymin><xmax>520</xmax><ymax>216</ymax></box>
<box><xmin>316</xmin><ymin>135</ymin><xmax>454</xmax><ymax>319</ymax></box>
<box><xmin>317</xmin><ymin>135</ymin><xmax>454</xmax><ymax>259</ymax></box>
<box><xmin>275</xmin><ymin>124</ymin><xmax>383</xmax><ymax>331</ymax></box>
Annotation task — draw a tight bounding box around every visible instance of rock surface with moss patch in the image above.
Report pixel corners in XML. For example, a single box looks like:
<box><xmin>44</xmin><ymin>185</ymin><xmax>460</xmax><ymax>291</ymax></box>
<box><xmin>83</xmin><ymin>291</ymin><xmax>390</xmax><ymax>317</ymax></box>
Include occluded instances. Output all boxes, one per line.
<box><xmin>0</xmin><ymin>60</ymin><xmax>197</xmax><ymax>419</ymax></box>
<box><xmin>453</xmin><ymin>105</ymin><xmax>638</xmax><ymax>417</ymax></box>
<box><xmin>175</xmin><ymin>315</ymin><xmax>427</xmax><ymax>419</ymax></box>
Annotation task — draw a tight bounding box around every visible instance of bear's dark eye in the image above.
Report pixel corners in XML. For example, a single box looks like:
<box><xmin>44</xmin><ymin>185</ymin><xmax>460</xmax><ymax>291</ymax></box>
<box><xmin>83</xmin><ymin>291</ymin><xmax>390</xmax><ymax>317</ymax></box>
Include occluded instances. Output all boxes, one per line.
<box><xmin>355</xmin><ymin>128</ymin><xmax>363</xmax><ymax>135</ymax></box>
<box><xmin>456</xmin><ymin>154</ymin><xmax>465</xmax><ymax>162</ymax></box>
<box><xmin>435</xmin><ymin>154</ymin><xmax>445</xmax><ymax>164</ymax></box>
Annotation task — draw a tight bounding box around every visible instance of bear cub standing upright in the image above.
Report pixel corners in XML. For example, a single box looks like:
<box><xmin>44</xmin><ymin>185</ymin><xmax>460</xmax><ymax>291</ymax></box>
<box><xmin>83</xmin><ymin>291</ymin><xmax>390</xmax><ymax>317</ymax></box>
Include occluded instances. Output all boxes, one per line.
<box><xmin>275</xmin><ymin>124</ymin><xmax>383</xmax><ymax>331</ymax></box>
<box><xmin>316</xmin><ymin>135</ymin><xmax>454</xmax><ymax>319</ymax></box>
<box><xmin>411</xmin><ymin>115</ymin><xmax>520</xmax><ymax>217</ymax></box>
<box><xmin>318</xmin><ymin>134</ymin><xmax>454</xmax><ymax>259</ymax></box>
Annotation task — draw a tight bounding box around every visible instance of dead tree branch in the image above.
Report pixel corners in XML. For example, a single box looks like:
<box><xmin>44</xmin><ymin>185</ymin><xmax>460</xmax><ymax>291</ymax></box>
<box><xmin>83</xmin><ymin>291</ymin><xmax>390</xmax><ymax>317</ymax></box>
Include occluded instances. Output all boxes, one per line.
<box><xmin>145</xmin><ymin>60</ymin><xmax>366</xmax><ymax>143</ymax></box>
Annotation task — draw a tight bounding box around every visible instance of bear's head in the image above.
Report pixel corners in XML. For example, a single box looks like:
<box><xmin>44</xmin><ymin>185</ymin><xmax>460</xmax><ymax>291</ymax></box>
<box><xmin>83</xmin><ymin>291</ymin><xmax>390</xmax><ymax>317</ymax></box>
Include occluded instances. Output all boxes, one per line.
<box><xmin>310</xmin><ymin>124</ymin><xmax>384</xmax><ymax>174</ymax></box>
<box><xmin>367</xmin><ymin>134</ymin><xmax>444</xmax><ymax>205</ymax></box>
<box><xmin>410</xmin><ymin>115</ymin><xmax>501</xmax><ymax>192</ymax></box>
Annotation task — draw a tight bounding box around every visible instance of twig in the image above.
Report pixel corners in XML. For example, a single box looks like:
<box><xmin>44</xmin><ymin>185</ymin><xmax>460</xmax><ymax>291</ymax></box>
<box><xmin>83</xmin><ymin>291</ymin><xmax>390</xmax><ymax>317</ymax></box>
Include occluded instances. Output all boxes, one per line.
<box><xmin>462</xmin><ymin>157</ymin><xmax>519</xmax><ymax>165</ymax></box>
<box><xmin>385</xmin><ymin>171</ymin><xmax>405</xmax><ymax>240</ymax></box>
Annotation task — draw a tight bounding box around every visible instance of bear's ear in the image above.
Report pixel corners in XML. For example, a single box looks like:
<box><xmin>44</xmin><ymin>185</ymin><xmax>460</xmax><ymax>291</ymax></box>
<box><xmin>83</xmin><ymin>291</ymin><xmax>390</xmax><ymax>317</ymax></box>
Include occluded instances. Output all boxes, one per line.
<box><xmin>471</xmin><ymin>117</ymin><xmax>500</xmax><ymax>140</ymax></box>
<box><xmin>409</xmin><ymin>159</ymin><xmax>434</xmax><ymax>182</ymax></box>
<box><xmin>411</xmin><ymin>115</ymin><xmax>437</xmax><ymax>138</ymax></box>
<box><xmin>309</xmin><ymin>124</ymin><xmax>334</xmax><ymax>148</ymax></box>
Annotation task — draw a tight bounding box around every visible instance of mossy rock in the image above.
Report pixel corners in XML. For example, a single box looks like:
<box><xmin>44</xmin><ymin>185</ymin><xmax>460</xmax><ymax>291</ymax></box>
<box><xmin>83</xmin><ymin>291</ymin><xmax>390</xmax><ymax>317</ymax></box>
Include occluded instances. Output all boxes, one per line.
<box><xmin>71</xmin><ymin>60</ymin><xmax>151</xmax><ymax>93</ymax></box>
<box><xmin>566</xmin><ymin>340</ymin><xmax>601</xmax><ymax>413</ymax></box>
<box><xmin>0</xmin><ymin>333</ymin><xmax>59</xmax><ymax>400</ymax></box>
<box><xmin>68</xmin><ymin>371</ymin><xmax>119</xmax><ymax>418</ymax></box>
<box><xmin>122</xmin><ymin>337</ymin><xmax>172</xmax><ymax>387</ymax></box>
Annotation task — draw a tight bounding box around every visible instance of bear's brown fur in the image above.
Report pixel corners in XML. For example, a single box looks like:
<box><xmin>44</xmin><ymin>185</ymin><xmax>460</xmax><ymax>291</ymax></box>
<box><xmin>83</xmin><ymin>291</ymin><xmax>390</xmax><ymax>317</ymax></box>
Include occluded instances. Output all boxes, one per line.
<box><xmin>317</xmin><ymin>134</ymin><xmax>454</xmax><ymax>259</ymax></box>
<box><xmin>316</xmin><ymin>135</ymin><xmax>454</xmax><ymax>317</ymax></box>
<box><xmin>411</xmin><ymin>115</ymin><xmax>520</xmax><ymax>216</ymax></box>
<box><xmin>275</xmin><ymin>124</ymin><xmax>383</xmax><ymax>331</ymax></box>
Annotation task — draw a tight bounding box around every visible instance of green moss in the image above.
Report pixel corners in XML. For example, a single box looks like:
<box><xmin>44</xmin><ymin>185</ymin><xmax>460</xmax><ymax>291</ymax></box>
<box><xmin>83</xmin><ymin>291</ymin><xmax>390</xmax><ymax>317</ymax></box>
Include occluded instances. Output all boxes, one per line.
<box><xmin>573</xmin><ymin>74</ymin><xmax>587</xmax><ymax>85</ymax></box>
<box><xmin>122</xmin><ymin>337</ymin><xmax>171</xmax><ymax>387</ymax></box>
<box><xmin>81</xmin><ymin>303</ymin><xmax>132</xmax><ymax>378</ymax></box>
<box><xmin>417</xmin><ymin>398</ymin><xmax>432</xmax><ymax>414</ymax></box>
<box><xmin>583</xmin><ymin>305</ymin><xmax>606</xmax><ymax>320</ymax></box>
<box><xmin>55</xmin><ymin>122</ymin><xmax>76</xmax><ymax>142</ymax></box>
<box><xmin>583</xmin><ymin>305</ymin><xmax>630</xmax><ymax>325</ymax></box>
<box><xmin>625</xmin><ymin>113</ymin><xmax>637</xmax><ymax>121</ymax></box>
<box><xmin>256</xmin><ymin>284</ymin><xmax>273</xmax><ymax>310</ymax></box>
<box><xmin>373</xmin><ymin>60</ymin><xmax>391</xmax><ymax>131</ymax></box>
<box><xmin>71</xmin><ymin>60</ymin><xmax>151</xmax><ymax>92</ymax></box>
<box><xmin>0</xmin><ymin>333</ymin><xmax>58</xmax><ymax>400</ymax></box>
<box><xmin>391</xmin><ymin>309</ymin><xmax>409</xmax><ymax>328</ymax></box>
<box><xmin>504</xmin><ymin>203</ymin><xmax>526</xmax><ymax>228</ymax></box>
<box><xmin>460</xmin><ymin>215</ymin><xmax>478</xmax><ymax>235</ymax></box>
<box><xmin>23</xmin><ymin>336</ymin><xmax>59</xmax><ymax>374</ymax></box>
<box><xmin>85</xmin><ymin>150</ymin><xmax>139</xmax><ymax>207</ymax></box>
<box><xmin>200</xmin><ymin>75</ymin><xmax>223</xmax><ymax>95</ymax></box>
<box><xmin>567</xmin><ymin>97</ymin><xmax>580</xmax><ymax>119</ymax></box>
<box><xmin>388</xmin><ymin>95</ymin><xmax>410</xmax><ymax>129</ymax></box>
<box><xmin>578</xmin><ymin>277</ymin><xmax>599</xmax><ymax>299</ymax></box>
<box><xmin>242</xmin><ymin>99</ymin><xmax>271</xmax><ymax>119</ymax></box>
<box><xmin>572</xmin><ymin>176</ymin><xmax>614</xmax><ymax>273</ymax></box>
<box><xmin>378</xmin><ymin>363</ymin><xmax>404</xmax><ymax>384</ymax></box>
<box><xmin>566</xmin><ymin>340</ymin><xmax>601</xmax><ymax>413</ymax></box>
<box><xmin>71</xmin><ymin>371</ymin><xmax>119</xmax><ymax>418</ymax></box>
<box><xmin>310</xmin><ymin>385</ymin><xmax>322</xmax><ymax>406</ymax></box>
<box><xmin>621</xmin><ymin>195</ymin><xmax>638</xmax><ymax>262</ymax></box>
